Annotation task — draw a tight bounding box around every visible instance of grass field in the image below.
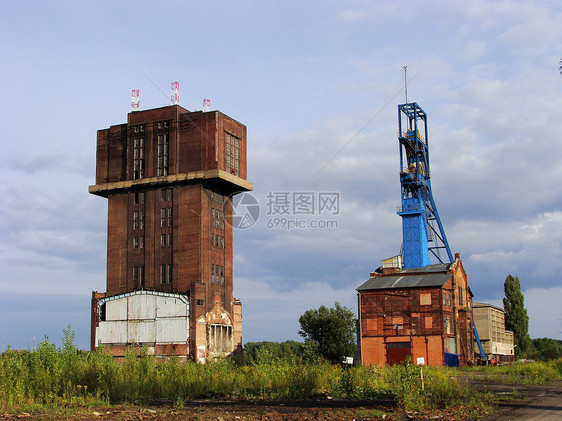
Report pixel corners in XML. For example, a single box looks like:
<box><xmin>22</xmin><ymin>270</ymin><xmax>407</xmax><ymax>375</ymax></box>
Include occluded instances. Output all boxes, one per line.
<box><xmin>2</xmin><ymin>331</ymin><xmax>561</xmax><ymax>418</ymax></box>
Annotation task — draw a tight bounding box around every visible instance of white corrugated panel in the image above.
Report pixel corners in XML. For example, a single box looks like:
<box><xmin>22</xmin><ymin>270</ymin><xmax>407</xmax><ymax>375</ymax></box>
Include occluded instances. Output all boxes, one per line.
<box><xmin>128</xmin><ymin>294</ymin><xmax>156</xmax><ymax>320</ymax></box>
<box><xmin>98</xmin><ymin>321</ymin><xmax>127</xmax><ymax>343</ymax></box>
<box><xmin>128</xmin><ymin>320</ymin><xmax>156</xmax><ymax>343</ymax></box>
<box><xmin>156</xmin><ymin>296</ymin><xmax>188</xmax><ymax>318</ymax></box>
<box><xmin>155</xmin><ymin>317</ymin><xmax>189</xmax><ymax>343</ymax></box>
<box><xmin>106</xmin><ymin>298</ymin><xmax>128</xmax><ymax>321</ymax></box>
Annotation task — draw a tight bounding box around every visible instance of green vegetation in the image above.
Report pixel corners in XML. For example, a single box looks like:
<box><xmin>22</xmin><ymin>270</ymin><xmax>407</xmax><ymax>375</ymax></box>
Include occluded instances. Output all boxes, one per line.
<box><xmin>298</xmin><ymin>302</ymin><xmax>356</xmax><ymax>364</ymax></box>
<box><xmin>530</xmin><ymin>338</ymin><xmax>562</xmax><ymax>361</ymax></box>
<box><xmin>503</xmin><ymin>274</ymin><xmax>532</xmax><ymax>357</ymax></box>
<box><xmin>1</xmin><ymin>328</ymin><xmax>497</xmax><ymax>417</ymax></box>
<box><xmin>469</xmin><ymin>359</ymin><xmax>562</xmax><ymax>385</ymax></box>
<box><xmin>4</xmin><ymin>328</ymin><xmax>562</xmax><ymax>417</ymax></box>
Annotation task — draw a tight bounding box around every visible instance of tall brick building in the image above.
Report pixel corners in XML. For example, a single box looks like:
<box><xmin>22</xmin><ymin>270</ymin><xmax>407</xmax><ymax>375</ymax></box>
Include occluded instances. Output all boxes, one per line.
<box><xmin>89</xmin><ymin>104</ymin><xmax>252</xmax><ymax>361</ymax></box>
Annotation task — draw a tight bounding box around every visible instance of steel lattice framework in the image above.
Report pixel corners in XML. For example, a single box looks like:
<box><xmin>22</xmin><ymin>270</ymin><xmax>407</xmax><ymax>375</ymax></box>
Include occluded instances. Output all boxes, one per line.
<box><xmin>397</xmin><ymin>102</ymin><xmax>453</xmax><ymax>268</ymax></box>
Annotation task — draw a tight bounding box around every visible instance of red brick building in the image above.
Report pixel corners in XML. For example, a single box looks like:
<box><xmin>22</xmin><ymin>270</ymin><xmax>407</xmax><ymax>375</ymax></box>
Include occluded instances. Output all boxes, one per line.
<box><xmin>357</xmin><ymin>253</ymin><xmax>475</xmax><ymax>367</ymax></box>
<box><xmin>89</xmin><ymin>104</ymin><xmax>252</xmax><ymax>361</ymax></box>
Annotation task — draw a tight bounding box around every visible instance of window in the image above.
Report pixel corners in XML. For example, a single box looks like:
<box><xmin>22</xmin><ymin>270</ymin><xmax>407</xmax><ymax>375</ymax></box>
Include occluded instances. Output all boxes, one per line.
<box><xmin>161</xmin><ymin>208</ymin><xmax>166</xmax><ymax>227</ymax></box>
<box><xmin>133</xmin><ymin>138</ymin><xmax>145</xmax><ymax>179</ymax></box>
<box><xmin>168</xmin><ymin>207</ymin><xmax>173</xmax><ymax>227</ymax></box>
<box><xmin>211</xmin><ymin>264</ymin><xmax>215</xmax><ymax>283</ymax></box>
<box><xmin>134</xmin><ymin>191</ymin><xmax>145</xmax><ymax>205</ymax></box>
<box><xmin>225</xmin><ymin>133</ymin><xmax>240</xmax><ymax>176</ymax></box>
<box><xmin>211</xmin><ymin>234</ymin><xmax>215</xmax><ymax>247</ymax></box>
<box><xmin>132</xmin><ymin>266</ymin><xmax>138</xmax><ymax>281</ymax></box>
<box><xmin>420</xmin><ymin>293</ymin><xmax>431</xmax><ymax>306</ymax></box>
<box><xmin>220</xmin><ymin>266</ymin><xmax>224</xmax><ymax>284</ymax></box>
<box><xmin>444</xmin><ymin>316</ymin><xmax>451</xmax><ymax>334</ymax></box>
<box><xmin>161</xmin><ymin>189</ymin><xmax>167</xmax><ymax>201</ymax></box>
<box><xmin>443</xmin><ymin>292</ymin><xmax>447</xmax><ymax>306</ymax></box>
<box><xmin>160</xmin><ymin>264</ymin><xmax>166</xmax><ymax>284</ymax></box>
<box><xmin>167</xmin><ymin>188</ymin><xmax>173</xmax><ymax>201</ymax></box>
<box><xmin>458</xmin><ymin>287</ymin><xmax>463</xmax><ymax>306</ymax></box>
<box><xmin>133</xmin><ymin>211</ymin><xmax>139</xmax><ymax>230</ymax></box>
<box><xmin>220</xmin><ymin>237</ymin><xmax>224</xmax><ymax>249</ymax></box>
<box><xmin>161</xmin><ymin>234</ymin><xmax>166</xmax><ymax>247</ymax></box>
<box><xmin>139</xmin><ymin>266</ymin><xmax>144</xmax><ymax>287</ymax></box>
<box><xmin>140</xmin><ymin>236</ymin><xmax>144</xmax><ymax>249</ymax></box>
<box><xmin>140</xmin><ymin>211</ymin><xmax>144</xmax><ymax>230</ymax></box>
<box><xmin>133</xmin><ymin>237</ymin><xmax>139</xmax><ymax>249</ymax></box>
<box><xmin>197</xmin><ymin>299</ymin><xmax>204</xmax><ymax>306</ymax></box>
<box><xmin>167</xmin><ymin>233</ymin><xmax>173</xmax><ymax>247</ymax></box>
<box><xmin>167</xmin><ymin>264</ymin><xmax>172</xmax><ymax>284</ymax></box>
<box><xmin>157</xmin><ymin>134</ymin><xmax>169</xmax><ymax>176</ymax></box>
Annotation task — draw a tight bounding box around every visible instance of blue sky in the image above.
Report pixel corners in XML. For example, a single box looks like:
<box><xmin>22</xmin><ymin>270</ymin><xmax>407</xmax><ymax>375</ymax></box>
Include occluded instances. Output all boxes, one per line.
<box><xmin>1</xmin><ymin>1</ymin><xmax>562</xmax><ymax>349</ymax></box>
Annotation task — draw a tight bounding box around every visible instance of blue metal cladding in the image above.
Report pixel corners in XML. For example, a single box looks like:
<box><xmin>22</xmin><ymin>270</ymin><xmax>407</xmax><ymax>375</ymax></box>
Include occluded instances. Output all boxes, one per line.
<box><xmin>397</xmin><ymin>103</ymin><xmax>453</xmax><ymax>268</ymax></box>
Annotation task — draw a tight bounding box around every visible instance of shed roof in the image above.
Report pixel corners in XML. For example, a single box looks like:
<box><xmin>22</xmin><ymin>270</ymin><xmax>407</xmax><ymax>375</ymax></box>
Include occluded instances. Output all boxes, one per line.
<box><xmin>357</xmin><ymin>263</ymin><xmax>453</xmax><ymax>291</ymax></box>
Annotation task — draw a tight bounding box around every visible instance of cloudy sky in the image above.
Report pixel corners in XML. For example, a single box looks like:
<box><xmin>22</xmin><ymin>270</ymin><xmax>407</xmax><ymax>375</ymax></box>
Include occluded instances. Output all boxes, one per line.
<box><xmin>1</xmin><ymin>1</ymin><xmax>561</xmax><ymax>349</ymax></box>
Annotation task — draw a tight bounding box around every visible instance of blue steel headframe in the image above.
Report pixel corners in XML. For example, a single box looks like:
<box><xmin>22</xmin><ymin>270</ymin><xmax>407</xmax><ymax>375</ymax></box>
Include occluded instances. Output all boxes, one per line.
<box><xmin>397</xmin><ymin>102</ymin><xmax>453</xmax><ymax>268</ymax></box>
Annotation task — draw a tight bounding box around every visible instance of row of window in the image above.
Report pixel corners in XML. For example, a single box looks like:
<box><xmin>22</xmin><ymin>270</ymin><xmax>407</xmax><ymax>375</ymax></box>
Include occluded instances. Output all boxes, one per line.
<box><xmin>133</xmin><ymin>236</ymin><xmax>144</xmax><ymax>249</ymax></box>
<box><xmin>134</xmin><ymin>190</ymin><xmax>173</xmax><ymax>205</ymax></box>
<box><xmin>160</xmin><ymin>264</ymin><xmax>173</xmax><ymax>284</ymax></box>
<box><xmin>211</xmin><ymin>208</ymin><xmax>224</xmax><ymax>230</ymax></box>
<box><xmin>210</xmin><ymin>191</ymin><xmax>225</xmax><ymax>204</ymax></box>
<box><xmin>132</xmin><ymin>121</ymin><xmax>170</xmax><ymax>180</ymax></box>
<box><xmin>133</xmin><ymin>211</ymin><xmax>145</xmax><ymax>230</ymax></box>
<box><xmin>160</xmin><ymin>188</ymin><xmax>173</xmax><ymax>202</ymax></box>
<box><xmin>225</xmin><ymin>133</ymin><xmax>240</xmax><ymax>176</ymax></box>
<box><xmin>161</xmin><ymin>233</ymin><xmax>173</xmax><ymax>247</ymax></box>
<box><xmin>157</xmin><ymin>134</ymin><xmax>169</xmax><ymax>176</ymax></box>
<box><xmin>134</xmin><ymin>191</ymin><xmax>145</xmax><ymax>205</ymax></box>
<box><xmin>132</xmin><ymin>266</ymin><xmax>145</xmax><ymax>286</ymax></box>
<box><xmin>211</xmin><ymin>234</ymin><xmax>224</xmax><ymax>249</ymax></box>
<box><xmin>161</xmin><ymin>207</ymin><xmax>173</xmax><ymax>227</ymax></box>
<box><xmin>131</xmin><ymin>265</ymin><xmax>172</xmax><ymax>285</ymax></box>
<box><xmin>211</xmin><ymin>264</ymin><xmax>225</xmax><ymax>284</ymax></box>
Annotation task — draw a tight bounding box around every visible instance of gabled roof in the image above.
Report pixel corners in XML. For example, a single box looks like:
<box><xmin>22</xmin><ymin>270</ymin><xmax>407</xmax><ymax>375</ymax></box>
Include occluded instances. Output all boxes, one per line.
<box><xmin>357</xmin><ymin>263</ymin><xmax>453</xmax><ymax>291</ymax></box>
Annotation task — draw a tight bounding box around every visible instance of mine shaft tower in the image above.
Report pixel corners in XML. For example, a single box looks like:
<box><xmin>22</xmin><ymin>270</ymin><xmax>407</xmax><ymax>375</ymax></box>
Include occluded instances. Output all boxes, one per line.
<box><xmin>397</xmin><ymin>102</ymin><xmax>453</xmax><ymax>268</ymax></box>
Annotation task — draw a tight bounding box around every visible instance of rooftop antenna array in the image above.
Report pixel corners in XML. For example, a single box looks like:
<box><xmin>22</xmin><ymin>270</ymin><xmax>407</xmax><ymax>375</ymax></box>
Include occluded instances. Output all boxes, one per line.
<box><xmin>131</xmin><ymin>89</ymin><xmax>140</xmax><ymax>112</ymax></box>
<box><xmin>203</xmin><ymin>98</ymin><xmax>211</xmax><ymax>112</ymax></box>
<box><xmin>171</xmin><ymin>82</ymin><xmax>180</xmax><ymax>105</ymax></box>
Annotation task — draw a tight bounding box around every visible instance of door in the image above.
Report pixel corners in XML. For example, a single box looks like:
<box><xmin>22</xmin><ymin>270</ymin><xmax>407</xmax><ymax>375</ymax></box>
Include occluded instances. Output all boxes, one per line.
<box><xmin>386</xmin><ymin>342</ymin><xmax>412</xmax><ymax>365</ymax></box>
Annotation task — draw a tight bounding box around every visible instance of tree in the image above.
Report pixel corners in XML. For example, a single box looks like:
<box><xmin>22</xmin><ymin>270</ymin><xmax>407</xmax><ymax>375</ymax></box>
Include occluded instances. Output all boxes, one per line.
<box><xmin>298</xmin><ymin>302</ymin><xmax>356</xmax><ymax>364</ymax></box>
<box><xmin>503</xmin><ymin>275</ymin><xmax>531</xmax><ymax>357</ymax></box>
<box><xmin>531</xmin><ymin>338</ymin><xmax>562</xmax><ymax>361</ymax></box>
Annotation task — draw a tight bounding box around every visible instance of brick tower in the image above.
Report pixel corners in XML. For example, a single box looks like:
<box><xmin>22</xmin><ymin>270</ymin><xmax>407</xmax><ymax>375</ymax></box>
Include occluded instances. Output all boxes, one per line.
<box><xmin>89</xmin><ymin>105</ymin><xmax>252</xmax><ymax>361</ymax></box>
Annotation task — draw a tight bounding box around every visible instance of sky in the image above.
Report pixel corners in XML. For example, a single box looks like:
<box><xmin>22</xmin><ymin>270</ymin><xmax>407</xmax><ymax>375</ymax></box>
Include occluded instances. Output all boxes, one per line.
<box><xmin>1</xmin><ymin>0</ymin><xmax>562</xmax><ymax>349</ymax></box>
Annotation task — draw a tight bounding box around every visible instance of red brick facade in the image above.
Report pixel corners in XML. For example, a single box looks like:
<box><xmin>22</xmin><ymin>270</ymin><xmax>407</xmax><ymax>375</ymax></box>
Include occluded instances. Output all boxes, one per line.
<box><xmin>89</xmin><ymin>105</ymin><xmax>252</xmax><ymax>360</ymax></box>
<box><xmin>357</xmin><ymin>255</ymin><xmax>475</xmax><ymax>367</ymax></box>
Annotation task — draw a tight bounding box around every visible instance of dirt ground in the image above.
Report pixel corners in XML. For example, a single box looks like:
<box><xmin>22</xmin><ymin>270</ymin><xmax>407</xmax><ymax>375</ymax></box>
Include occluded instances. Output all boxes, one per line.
<box><xmin>475</xmin><ymin>379</ymin><xmax>562</xmax><ymax>421</ymax></box>
<box><xmin>2</xmin><ymin>380</ymin><xmax>561</xmax><ymax>420</ymax></box>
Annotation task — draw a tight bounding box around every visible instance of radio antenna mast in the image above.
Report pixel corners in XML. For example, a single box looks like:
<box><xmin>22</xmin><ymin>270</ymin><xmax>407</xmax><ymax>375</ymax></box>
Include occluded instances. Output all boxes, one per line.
<box><xmin>403</xmin><ymin>66</ymin><xmax>408</xmax><ymax>103</ymax></box>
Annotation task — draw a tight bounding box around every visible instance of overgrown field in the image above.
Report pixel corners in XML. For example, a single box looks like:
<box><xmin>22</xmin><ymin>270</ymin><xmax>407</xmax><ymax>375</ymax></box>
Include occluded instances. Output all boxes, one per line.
<box><xmin>2</xmin><ymin>333</ymin><xmax>560</xmax><ymax>417</ymax></box>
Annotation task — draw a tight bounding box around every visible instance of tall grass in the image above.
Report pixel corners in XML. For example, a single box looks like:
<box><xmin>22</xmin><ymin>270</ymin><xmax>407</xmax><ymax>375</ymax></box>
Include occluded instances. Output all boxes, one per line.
<box><xmin>469</xmin><ymin>359</ymin><xmax>562</xmax><ymax>385</ymax></box>
<box><xmin>1</xmin><ymin>329</ymin><xmax>498</xmax><ymax>416</ymax></box>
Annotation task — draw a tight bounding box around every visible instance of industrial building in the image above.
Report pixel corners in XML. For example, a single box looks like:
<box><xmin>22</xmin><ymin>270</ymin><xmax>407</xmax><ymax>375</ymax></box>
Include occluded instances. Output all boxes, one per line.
<box><xmin>357</xmin><ymin>254</ymin><xmax>475</xmax><ymax>366</ymax></box>
<box><xmin>89</xmin><ymin>103</ymin><xmax>252</xmax><ymax>361</ymax></box>
<box><xmin>357</xmin><ymin>102</ymin><xmax>477</xmax><ymax>367</ymax></box>
<box><xmin>473</xmin><ymin>302</ymin><xmax>515</xmax><ymax>363</ymax></box>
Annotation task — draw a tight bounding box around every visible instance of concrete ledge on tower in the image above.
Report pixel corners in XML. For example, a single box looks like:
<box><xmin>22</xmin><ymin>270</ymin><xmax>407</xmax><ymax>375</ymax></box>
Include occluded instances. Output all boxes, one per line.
<box><xmin>88</xmin><ymin>169</ymin><xmax>253</xmax><ymax>197</ymax></box>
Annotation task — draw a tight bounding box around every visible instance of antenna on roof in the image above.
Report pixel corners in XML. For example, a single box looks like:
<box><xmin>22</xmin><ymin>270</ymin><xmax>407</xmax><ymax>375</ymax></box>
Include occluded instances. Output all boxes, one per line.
<box><xmin>171</xmin><ymin>82</ymin><xmax>179</xmax><ymax>105</ymax></box>
<box><xmin>131</xmin><ymin>89</ymin><xmax>140</xmax><ymax>111</ymax></box>
<box><xmin>403</xmin><ymin>66</ymin><xmax>408</xmax><ymax>103</ymax></box>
